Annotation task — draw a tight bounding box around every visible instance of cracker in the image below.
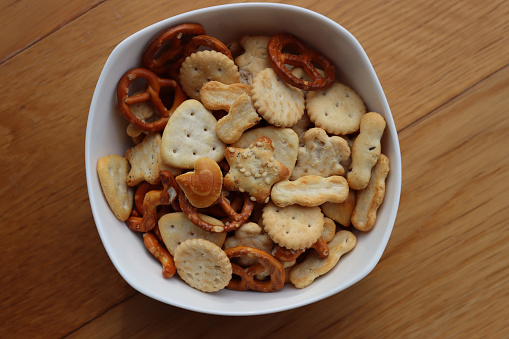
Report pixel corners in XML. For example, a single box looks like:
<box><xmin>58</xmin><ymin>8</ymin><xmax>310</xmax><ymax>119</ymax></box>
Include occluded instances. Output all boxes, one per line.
<box><xmin>125</xmin><ymin>132</ymin><xmax>162</xmax><ymax>186</ymax></box>
<box><xmin>290</xmin><ymin>127</ymin><xmax>350</xmax><ymax>180</ymax></box>
<box><xmin>158</xmin><ymin>212</ymin><xmax>227</xmax><ymax>256</ymax></box>
<box><xmin>174</xmin><ymin>238</ymin><xmax>232</xmax><ymax>292</ymax></box>
<box><xmin>351</xmin><ymin>154</ymin><xmax>390</xmax><ymax>231</ymax></box>
<box><xmin>321</xmin><ymin>189</ymin><xmax>357</xmax><ymax>227</ymax></box>
<box><xmin>306</xmin><ymin>81</ymin><xmax>366</xmax><ymax>135</ymax></box>
<box><xmin>235</xmin><ymin>35</ymin><xmax>272</xmax><ymax>85</ymax></box>
<box><xmin>290</xmin><ymin>112</ymin><xmax>313</xmax><ymax>146</ymax></box>
<box><xmin>232</xmin><ymin>126</ymin><xmax>298</xmax><ymax>175</ymax></box>
<box><xmin>251</xmin><ymin>68</ymin><xmax>305</xmax><ymax>127</ymax></box>
<box><xmin>321</xmin><ymin>217</ymin><xmax>337</xmax><ymax>243</ymax></box>
<box><xmin>160</xmin><ymin>99</ymin><xmax>226</xmax><ymax>169</ymax></box>
<box><xmin>271</xmin><ymin>175</ymin><xmax>349</xmax><ymax>207</ymax></box>
<box><xmin>223</xmin><ymin>137</ymin><xmax>289</xmax><ymax>203</ymax></box>
<box><xmin>347</xmin><ymin>112</ymin><xmax>386</xmax><ymax>190</ymax></box>
<box><xmin>179</xmin><ymin>50</ymin><xmax>240</xmax><ymax>100</ymax></box>
<box><xmin>215</xmin><ymin>93</ymin><xmax>261</xmax><ymax>144</ymax></box>
<box><xmin>289</xmin><ymin>230</ymin><xmax>356</xmax><ymax>288</ymax></box>
<box><xmin>200</xmin><ymin>81</ymin><xmax>251</xmax><ymax>111</ymax></box>
<box><xmin>97</xmin><ymin>155</ymin><xmax>134</xmax><ymax>221</ymax></box>
<box><xmin>262</xmin><ymin>202</ymin><xmax>324</xmax><ymax>250</ymax></box>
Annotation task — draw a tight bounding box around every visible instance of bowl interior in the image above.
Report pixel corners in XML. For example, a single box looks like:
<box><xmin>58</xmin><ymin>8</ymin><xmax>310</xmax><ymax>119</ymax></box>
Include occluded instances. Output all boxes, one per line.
<box><xmin>85</xmin><ymin>3</ymin><xmax>401</xmax><ymax>315</ymax></box>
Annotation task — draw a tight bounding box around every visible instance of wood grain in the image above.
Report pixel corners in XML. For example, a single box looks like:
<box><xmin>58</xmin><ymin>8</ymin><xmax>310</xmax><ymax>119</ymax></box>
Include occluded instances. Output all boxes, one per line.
<box><xmin>0</xmin><ymin>0</ymin><xmax>508</xmax><ymax>337</ymax></box>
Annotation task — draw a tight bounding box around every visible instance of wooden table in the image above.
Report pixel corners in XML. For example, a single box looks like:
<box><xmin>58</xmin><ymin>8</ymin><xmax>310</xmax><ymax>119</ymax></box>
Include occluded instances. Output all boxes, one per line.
<box><xmin>1</xmin><ymin>0</ymin><xmax>508</xmax><ymax>337</ymax></box>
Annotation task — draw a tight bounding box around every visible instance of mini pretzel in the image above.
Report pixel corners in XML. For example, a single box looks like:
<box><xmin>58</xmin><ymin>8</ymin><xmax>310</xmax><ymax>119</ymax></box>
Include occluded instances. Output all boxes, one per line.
<box><xmin>169</xmin><ymin>35</ymin><xmax>234</xmax><ymax>79</ymax></box>
<box><xmin>178</xmin><ymin>189</ymin><xmax>254</xmax><ymax>233</ymax></box>
<box><xmin>143</xmin><ymin>23</ymin><xmax>206</xmax><ymax>75</ymax></box>
<box><xmin>134</xmin><ymin>181</ymin><xmax>163</xmax><ymax>215</ymax></box>
<box><xmin>225</xmin><ymin>246</ymin><xmax>285</xmax><ymax>292</ymax></box>
<box><xmin>117</xmin><ymin>68</ymin><xmax>187</xmax><ymax>132</ymax></box>
<box><xmin>273</xmin><ymin>237</ymin><xmax>329</xmax><ymax>262</ymax></box>
<box><xmin>267</xmin><ymin>33</ymin><xmax>335</xmax><ymax>91</ymax></box>
<box><xmin>126</xmin><ymin>170</ymin><xmax>179</xmax><ymax>232</ymax></box>
<box><xmin>143</xmin><ymin>232</ymin><xmax>176</xmax><ymax>278</ymax></box>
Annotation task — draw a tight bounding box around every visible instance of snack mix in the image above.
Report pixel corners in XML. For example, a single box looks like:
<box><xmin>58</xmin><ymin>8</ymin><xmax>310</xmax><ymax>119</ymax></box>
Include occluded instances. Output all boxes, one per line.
<box><xmin>96</xmin><ymin>23</ymin><xmax>390</xmax><ymax>293</ymax></box>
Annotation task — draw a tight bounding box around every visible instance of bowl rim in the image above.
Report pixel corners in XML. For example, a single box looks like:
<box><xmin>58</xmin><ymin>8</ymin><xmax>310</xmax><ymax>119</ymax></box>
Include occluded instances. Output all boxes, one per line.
<box><xmin>85</xmin><ymin>2</ymin><xmax>402</xmax><ymax>315</ymax></box>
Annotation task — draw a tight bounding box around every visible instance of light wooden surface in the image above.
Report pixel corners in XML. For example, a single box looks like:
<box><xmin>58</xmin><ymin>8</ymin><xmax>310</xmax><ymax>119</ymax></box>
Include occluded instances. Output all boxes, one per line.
<box><xmin>1</xmin><ymin>0</ymin><xmax>508</xmax><ymax>337</ymax></box>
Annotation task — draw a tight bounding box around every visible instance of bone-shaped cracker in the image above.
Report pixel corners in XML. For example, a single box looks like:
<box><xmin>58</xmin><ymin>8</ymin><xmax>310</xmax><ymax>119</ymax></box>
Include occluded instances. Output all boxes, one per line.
<box><xmin>200</xmin><ymin>81</ymin><xmax>251</xmax><ymax>111</ymax></box>
<box><xmin>215</xmin><ymin>93</ymin><xmax>261</xmax><ymax>144</ymax></box>
<box><xmin>271</xmin><ymin>175</ymin><xmax>349</xmax><ymax>207</ymax></box>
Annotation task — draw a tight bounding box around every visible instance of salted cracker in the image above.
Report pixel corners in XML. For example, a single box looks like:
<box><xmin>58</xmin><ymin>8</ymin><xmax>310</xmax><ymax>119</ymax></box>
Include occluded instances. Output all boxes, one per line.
<box><xmin>215</xmin><ymin>93</ymin><xmax>261</xmax><ymax>144</ymax></box>
<box><xmin>125</xmin><ymin>132</ymin><xmax>162</xmax><ymax>186</ymax></box>
<box><xmin>321</xmin><ymin>189</ymin><xmax>357</xmax><ymax>227</ymax></box>
<box><xmin>251</xmin><ymin>68</ymin><xmax>305</xmax><ymax>127</ymax></box>
<box><xmin>306</xmin><ymin>81</ymin><xmax>366</xmax><ymax>135</ymax></box>
<box><xmin>262</xmin><ymin>202</ymin><xmax>324</xmax><ymax>250</ymax></box>
<box><xmin>351</xmin><ymin>154</ymin><xmax>390</xmax><ymax>231</ymax></box>
<box><xmin>223</xmin><ymin>137</ymin><xmax>289</xmax><ymax>203</ymax></box>
<box><xmin>290</xmin><ymin>127</ymin><xmax>350</xmax><ymax>180</ymax></box>
<box><xmin>235</xmin><ymin>35</ymin><xmax>272</xmax><ymax>85</ymax></box>
<box><xmin>180</xmin><ymin>50</ymin><xmax>240</xmax><ymax>100</ymax></box>
<box><xmin>232</xmin><ymin>126</ymin><xmax>298</xmax><ymax>176</ymax></box>
<box><xmin>347</xmin><ymin>112</ymin><xmax>386</xmax><ymax>190</ymax></box>
<box><xmin>271</xmin><ymin>175</ymin><xmax>349</xmax><ymax>208</ymax></box>
<box><xmin>97</xmin><ymin>155</ymin><xmax>134</xmax><ymax>221</ymax></box>
<box><xmin>174</xmin><ymin>238</ymin><xmax>232</xmax><ymax>292</ymax></box>
<box><xmin>289</xmin><ymin>230</ymin><xmax>356</xmax><ymax>288</ymax></box>
<box><xmin>321</xmin><ymin>217</ymin><xmax>337</xmax><ymax>243</ymax></box>
<box><xmin>160</xmin><ymin>99</ymin><xmax>226</xmax><ymax>169</ymax></box>
<box><xmin>223</xmin><ymin>222</ymin><xmax>274</xmax><ymax>266</ymax></box>
<box><xmin>158</xmin><ymin>212</ymin><xmax>227</xmax><ymax>256</ymax></box>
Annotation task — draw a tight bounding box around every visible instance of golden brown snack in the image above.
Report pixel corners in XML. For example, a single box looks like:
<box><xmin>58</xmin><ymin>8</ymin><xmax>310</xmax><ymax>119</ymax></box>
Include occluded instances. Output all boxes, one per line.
<box><xmin>289</xmin><ymin>230</ymin><xmax>356</xmax><ymax>288</ymax></box>
<box><xmin>347</xmin><ymin>112</ymin><xmax>386</xmax><ymax>190</ymax></box>
<box><xmin>199</xmin><ymin>81</ymin><xmax>251</xmax><ymax>111</ymax></box>
<box><xmin>235</xmin><ymin>35</ymin><xmax>272</xmax><ymax>85</ymax></box>
<box><xmin>321</xmin><ymin>189</ymin><xmax>357</xmax><ymax>227</ymax></box>
<box><xmin>97</xmin><ymin>155</ymin><xmax>134</xmax><ymax>221</ymax></box>
<box><xmin>174</xmin><ymin>238</ymin><xmax>232</xmax><ymax>292</ymax></box>
<box><xmin>351</xmin><ymin>154</ymin><xmax>390</xmax><ymax>231</ymax></box>
<box><xmin>223</xmin><ymin>137</ymin><xmax>289</xmax><ymax>203</ymax></box>
<box><xmin>125</xmin><ymin>132</ymin><xmax>162</xmax><ymax>186</ymax></box>
<box><xmin>215</xmin><ymin>93</ymin><xmax>261</xmax><ymax>144</ymax></box>
<box><xmin>176</xmin><ymin>157</ymin><xmax>222</xmax><ymax>208</ymax></box>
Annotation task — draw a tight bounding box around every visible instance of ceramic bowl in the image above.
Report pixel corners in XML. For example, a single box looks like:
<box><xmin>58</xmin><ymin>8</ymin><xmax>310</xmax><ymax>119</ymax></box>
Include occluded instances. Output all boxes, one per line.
<box><xmin>85</xmin><ymin>2</ymin><xmax>401</xmax><ymax>315</ymax></box>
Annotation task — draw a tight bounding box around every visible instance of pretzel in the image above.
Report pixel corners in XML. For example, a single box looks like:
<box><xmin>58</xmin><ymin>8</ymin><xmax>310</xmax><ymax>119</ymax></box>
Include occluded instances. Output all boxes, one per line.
<box><xmin>134</xmin><ymin>181</ymin><xmax>163</xmax><ymax>215</ymax></box>
<box><xmin>273</xmin><ymin>237</ymin><xmax>330</xmax><ymax>262</ymax></box>
<box><xmin>267</xmin><ymin>33</ymin><xmax>335</xmax><ymax>91</ymax></box>
<box><xmin>143</xmin><ymin>23</ymin><xmax>206</xmax><ymax>75</ymax></box>
<box><xmin>143</xmin><ymin>232</ymin><xmax>176</xmax><ymax>279</ymax></box>
<box><xmin>126</xmin><ymin>170</ymin><xmax>179</xmax><ymax>232</ymax></box>
<box><xmin>178</xmin><ymin>189</ymin><xmax>254</xmax><ymax>233</ymax></box>
<box><xmin>225</xmin><ymin>246</ymin><xmax>285</xmax><ymax>292</ymax></box>
<box><xmin>169</xmin><ymin>35</ymin><xmax>234</xmax><ymax>79</ymax></box>
<box><xmin>198</xmin><ymin>191</ymin><xmax>243</xmax><ymax>218</ymax></box>
<box><xmin>117</xmin><ymin>67</ymin><xmax>187</xmax><ymax>132</ymax></box>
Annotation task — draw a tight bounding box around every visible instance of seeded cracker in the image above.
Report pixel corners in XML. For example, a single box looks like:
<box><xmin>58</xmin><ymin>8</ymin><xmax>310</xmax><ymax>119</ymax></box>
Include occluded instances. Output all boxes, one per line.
<box><xmin>223</xmin><ymin>137</ymin><xmax>289</xmax><ymax>203</ymax></box>
<box><xmin>251</xmin><ymin>68</ymin><xmax>305</xmax><ymax>127</ymax></box>
<box><xmin>262</xmin><ymin>202</ymin><xmax>324</xmax><ymax>250</ymax></box>
<box><xmin>180</xmin><ymin>50</ymin><xmax>240</xmax><ymax>100</ymax></box>
<box><xmin>306</xmin><ymin>81</ymin><xmax>366</xmax><ymax>135</ymax></box>
<box><xmin>174</xmin><ymin>238</ymin><xmax>232</xmax><ymax>292</ymax></box>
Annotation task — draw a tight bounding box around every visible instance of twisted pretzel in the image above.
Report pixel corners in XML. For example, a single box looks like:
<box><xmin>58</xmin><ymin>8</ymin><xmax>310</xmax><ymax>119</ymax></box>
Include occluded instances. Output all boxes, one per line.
<box><xmin>178</xmin><ymin>189</ymin><xmax>254</xmax><ymax>233</ymax></box>
<box><xmin>273</xmin><ymin>237</ymin><xmax>330</xmax><ymax>262</ymax></box>
<box><xmin>225</xmin><ymin>246</ymin><xmax>285</xmax><ymax>292</ymax></box>
<box><xmin>267</xmin><ymin>33</ymin><xmax>335</xmax><ymax>91</ymax></box>
<box><xmin>117</xmin><ymin>67</ymin><xmax>187</xmax><ymax>132</ymax></box>
<box><xmin>143</xmin><ymin>232</ymin><xmax>176</xmax><ymax>278</ymax></box>
<box><xmin>169</xmin><ymin>35</ymin><xmax>234</xmax><ymax>79</ymax></box>
<box><xmin>143</xmin><ymin>23</ymin><xmax>206</xmax><ymax>75</ymax></box>
<box><xmin>126</xmin><ymin>171</ymin><xmax>179</xmax><ymax>232</ymax></box>
<box><xmin>134</xmin><ymin>181</ymin><xmax>163</xmax><ymax>215</ymax></box>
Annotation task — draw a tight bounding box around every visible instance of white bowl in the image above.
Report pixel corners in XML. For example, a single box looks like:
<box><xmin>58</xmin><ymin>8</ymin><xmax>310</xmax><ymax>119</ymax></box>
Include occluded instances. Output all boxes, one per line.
<box><xmin>85</xmin><ymin>3</ymin><xmax>401</xmax><ymax>315</ymax></box>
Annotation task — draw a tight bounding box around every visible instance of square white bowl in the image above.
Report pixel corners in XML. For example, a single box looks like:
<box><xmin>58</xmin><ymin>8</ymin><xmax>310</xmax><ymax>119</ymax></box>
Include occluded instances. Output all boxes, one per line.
<box><xmin>85</xmin><ymin>3</ymin><xmax>401</xmax><ymax>315</ymax></box>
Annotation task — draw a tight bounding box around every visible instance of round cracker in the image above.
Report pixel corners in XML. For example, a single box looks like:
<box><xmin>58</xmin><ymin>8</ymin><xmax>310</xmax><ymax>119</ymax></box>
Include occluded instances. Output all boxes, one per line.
<box><xmin>180</xmin><ymin>50</ymin><xmax>240</xmax><ymax>100</ymax></box>
<box><xmin>262</xmin><ymin>202</ymin><xmax>324</xmax><ymax>250</ymax></box>
<box><xmin>174</xmin><ymin>238</ymin><xmax>232</xmax><ymax>292</ymax></box>
<box><xmin>306</xmin><ymin>82</ymin><xmax>366</xmax><ymax>135</ymax></box>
